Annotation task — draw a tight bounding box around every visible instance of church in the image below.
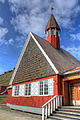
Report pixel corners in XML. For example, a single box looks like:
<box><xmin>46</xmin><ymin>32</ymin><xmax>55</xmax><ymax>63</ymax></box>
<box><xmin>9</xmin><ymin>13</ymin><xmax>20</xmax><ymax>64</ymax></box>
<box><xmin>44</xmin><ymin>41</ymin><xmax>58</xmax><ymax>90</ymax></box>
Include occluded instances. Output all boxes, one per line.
<box><xmin>7</xmin><ymin>8</ymin><xmax>80</xmax><ymax>119</ymax></box>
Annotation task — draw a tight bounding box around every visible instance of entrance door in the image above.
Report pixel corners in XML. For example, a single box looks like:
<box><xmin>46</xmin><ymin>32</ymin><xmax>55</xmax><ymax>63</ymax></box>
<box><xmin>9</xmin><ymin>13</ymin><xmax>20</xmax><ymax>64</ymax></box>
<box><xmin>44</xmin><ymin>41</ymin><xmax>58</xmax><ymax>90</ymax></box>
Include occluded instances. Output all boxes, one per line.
<box><xmin>71</xmin><ymin>83</ymin><xmax>80</xmax><ymax>105</ymax></box>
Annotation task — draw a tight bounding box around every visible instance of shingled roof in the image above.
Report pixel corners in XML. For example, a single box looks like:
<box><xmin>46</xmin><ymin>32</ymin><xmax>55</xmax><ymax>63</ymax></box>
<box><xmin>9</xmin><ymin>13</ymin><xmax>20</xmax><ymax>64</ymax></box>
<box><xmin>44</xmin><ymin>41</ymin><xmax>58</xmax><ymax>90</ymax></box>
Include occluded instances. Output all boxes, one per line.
<box><xmin>10</xmin><ymin>32</ymin><xmax>80</xmax><ymax>85</ymax></box>
<box><xmin>45</xmin><ymin>14</ymin><xmax>60</xmax><ymax>32</ymax></box>
<box><xmin>0</xmin><ymin>69</ymin><xmax>14</xmax><ymax>86</ymax></box>
<box><xmin>32</xmin><ymin>33</ymin><xmax>80</xmax><ymax>73</ymax></box>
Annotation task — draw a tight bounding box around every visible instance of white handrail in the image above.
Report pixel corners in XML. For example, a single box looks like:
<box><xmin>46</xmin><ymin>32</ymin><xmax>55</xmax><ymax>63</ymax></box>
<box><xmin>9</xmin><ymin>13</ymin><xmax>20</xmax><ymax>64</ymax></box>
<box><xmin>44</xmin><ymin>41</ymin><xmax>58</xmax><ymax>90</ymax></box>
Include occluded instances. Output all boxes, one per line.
<box><xmin>42</xmin><ymin>95</ymin><xmax>57</xmax><ymax>108</ymax></box>
<box><xmin>42</xmin><ymin>95</ymin><xmax>62</xmax><ymax>120</ymax></box>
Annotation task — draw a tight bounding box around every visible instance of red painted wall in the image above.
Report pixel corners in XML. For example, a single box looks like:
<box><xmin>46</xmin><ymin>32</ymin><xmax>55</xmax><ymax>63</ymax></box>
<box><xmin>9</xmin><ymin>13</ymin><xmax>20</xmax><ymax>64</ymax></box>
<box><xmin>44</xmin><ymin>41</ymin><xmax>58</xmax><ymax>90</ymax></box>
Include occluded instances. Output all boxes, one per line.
<box><xmin>47</xmin><ymin>35</ymin><xmax>60</xmax><ymax>49</ymax></box>
<box><xmin>7</xmin><ymin>74</ymin><xmax>62</xmax><ymax>108</ymax></box>
<box><xmin>0</xmin><ymin>86</ymin><xmax>7</xmax><ymax>94</ymax></box>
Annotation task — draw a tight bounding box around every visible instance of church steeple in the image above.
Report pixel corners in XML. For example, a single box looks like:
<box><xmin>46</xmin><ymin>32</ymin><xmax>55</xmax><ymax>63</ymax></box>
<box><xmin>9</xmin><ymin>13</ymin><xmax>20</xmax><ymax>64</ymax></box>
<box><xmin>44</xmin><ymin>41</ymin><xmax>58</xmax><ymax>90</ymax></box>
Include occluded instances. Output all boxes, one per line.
<box><xmin>45</xmin><ymin>8</ymin><xmax>60</xmax><ymax>49</ymax></box>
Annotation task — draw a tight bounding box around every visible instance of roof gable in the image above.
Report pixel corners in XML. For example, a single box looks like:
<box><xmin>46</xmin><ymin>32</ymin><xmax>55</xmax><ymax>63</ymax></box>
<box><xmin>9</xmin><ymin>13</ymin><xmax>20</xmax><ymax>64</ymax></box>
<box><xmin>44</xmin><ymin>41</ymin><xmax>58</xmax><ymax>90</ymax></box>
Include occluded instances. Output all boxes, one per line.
<box><xmin>10</xmin><ymin>32</ymin><xmax>58</xmax><ymax>85</ymax></box>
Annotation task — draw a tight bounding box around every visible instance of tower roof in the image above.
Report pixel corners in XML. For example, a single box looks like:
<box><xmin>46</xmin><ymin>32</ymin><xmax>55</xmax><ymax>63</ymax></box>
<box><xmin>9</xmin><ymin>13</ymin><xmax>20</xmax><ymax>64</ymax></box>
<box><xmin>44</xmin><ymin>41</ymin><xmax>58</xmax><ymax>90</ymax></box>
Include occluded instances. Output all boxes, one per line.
<box><xmin>45</xmin><ymin>14</ymin><xmax>60</xmax><ymax>32</ymax></box>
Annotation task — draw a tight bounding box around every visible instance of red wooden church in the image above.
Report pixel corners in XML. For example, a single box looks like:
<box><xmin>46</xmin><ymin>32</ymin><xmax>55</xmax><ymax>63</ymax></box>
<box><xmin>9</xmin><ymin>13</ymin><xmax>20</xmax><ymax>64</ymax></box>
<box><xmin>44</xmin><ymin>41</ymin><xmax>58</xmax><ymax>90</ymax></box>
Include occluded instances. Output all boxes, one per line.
<box><xmin>7</xmin><ymin>9</ymin><xmax>80</xmax><ymax>119</ymax></box>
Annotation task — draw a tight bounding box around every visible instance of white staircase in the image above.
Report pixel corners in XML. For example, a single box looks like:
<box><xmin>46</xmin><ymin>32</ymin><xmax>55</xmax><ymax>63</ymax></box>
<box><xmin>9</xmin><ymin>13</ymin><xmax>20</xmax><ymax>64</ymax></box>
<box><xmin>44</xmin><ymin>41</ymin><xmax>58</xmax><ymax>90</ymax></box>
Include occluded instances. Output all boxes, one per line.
<box><xmin>42</xmin><ymin>95</ymin><xmax>62</xmax><ymax>120</ymax></box>
<box><xmin>48</xmin><ymin>106</ymin><xmax>80</xmax><ymax>120</ymax></box>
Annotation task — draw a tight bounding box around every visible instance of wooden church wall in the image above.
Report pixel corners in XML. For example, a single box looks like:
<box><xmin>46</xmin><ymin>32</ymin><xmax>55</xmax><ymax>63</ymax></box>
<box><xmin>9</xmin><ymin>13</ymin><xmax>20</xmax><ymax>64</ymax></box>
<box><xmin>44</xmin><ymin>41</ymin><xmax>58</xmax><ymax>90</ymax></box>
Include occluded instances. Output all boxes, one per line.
<box><xmin>7</xmin><ymin>74</ymin><xmax>62</xmax><ymax>108</ymax></box>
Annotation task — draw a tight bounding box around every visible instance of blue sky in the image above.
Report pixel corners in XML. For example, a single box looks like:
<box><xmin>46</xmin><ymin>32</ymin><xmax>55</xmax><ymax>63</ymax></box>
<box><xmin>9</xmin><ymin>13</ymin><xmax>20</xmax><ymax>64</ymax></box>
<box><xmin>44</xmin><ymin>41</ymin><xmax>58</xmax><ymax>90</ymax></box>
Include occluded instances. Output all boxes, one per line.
<box><xmin>0</xmin><ymin>0</ymin><xmax>80</xmax><ymax>75</ymax></box>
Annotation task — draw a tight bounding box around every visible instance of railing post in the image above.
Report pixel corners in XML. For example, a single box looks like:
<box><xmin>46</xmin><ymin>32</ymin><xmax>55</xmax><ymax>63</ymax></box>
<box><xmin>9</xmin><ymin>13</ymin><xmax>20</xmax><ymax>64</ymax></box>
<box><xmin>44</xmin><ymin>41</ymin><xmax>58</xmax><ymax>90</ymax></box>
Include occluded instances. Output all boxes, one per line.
<box><xmin>53</xmin><ymin>98</ymin><xmax>56</xmax><ymax>111</ymax></box>
<box><xmin>51</xmin><ymin>100</ymin><xmax>53</xmax><ymax>114</ymax></box>
<box><xmin>56</xmin><ymin>97</ymin><xmax>58</xmax><ymax>109</ymax></box>
<box><xmin>46</xmin><ymin>104</ymin><xmax>48</xmax><ymax>118</ymax></box>
<box><xmin>42</xmin><ymin>107</ymin><xmax>45</xmax><ymax>120</ymax></box>
<box><xmin>60</xmin><ymin>96</ymin><xmax>62</xmax><ymax>106</ymax></box>
<box><xmin>58</xmin><ymin>96</ymin><xmax>60</xmax><ymax>107</ymax></box>
<box><xmin>48</xmin><ymin>103</ymin><xmax>50</xmax><ymax>116</ymax></box>
<box><xmin>42</xmin><ymin>95</ymin><xmax>62</xmax><ymax>120</ymax></box>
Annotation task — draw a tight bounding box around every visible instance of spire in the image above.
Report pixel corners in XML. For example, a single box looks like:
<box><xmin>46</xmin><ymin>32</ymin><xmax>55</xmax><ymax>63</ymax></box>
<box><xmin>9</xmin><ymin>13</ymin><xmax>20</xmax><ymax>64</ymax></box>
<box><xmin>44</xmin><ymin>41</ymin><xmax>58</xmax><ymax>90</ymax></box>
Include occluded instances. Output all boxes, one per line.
<box><xmin>45</xmin><ymin>8</ymin><xmax>60</xmax><ymax>32</ymax></box>
<box><xmin>45</xmin><ymin>8</ymin><xmax>60</xmax><ymax>49</ymax></box>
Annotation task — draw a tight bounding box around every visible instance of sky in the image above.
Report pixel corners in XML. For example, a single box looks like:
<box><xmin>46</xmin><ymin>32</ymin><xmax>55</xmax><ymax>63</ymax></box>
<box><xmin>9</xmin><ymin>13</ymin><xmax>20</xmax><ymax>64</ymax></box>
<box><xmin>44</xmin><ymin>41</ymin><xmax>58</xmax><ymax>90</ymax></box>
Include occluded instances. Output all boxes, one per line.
<box><xmin>0</xmin><ymin>0</ymin><xmax>80</xmax><ymax>75</ymax></box>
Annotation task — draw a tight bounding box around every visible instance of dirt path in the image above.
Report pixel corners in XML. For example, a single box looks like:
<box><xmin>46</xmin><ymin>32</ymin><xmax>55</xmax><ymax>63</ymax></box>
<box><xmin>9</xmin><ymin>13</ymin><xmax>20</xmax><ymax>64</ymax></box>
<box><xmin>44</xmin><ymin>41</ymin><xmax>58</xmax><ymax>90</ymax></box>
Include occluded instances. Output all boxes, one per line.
<box><xmin>0</xmin><ymin>105</ymin><xmax>41</xmax><ymax>120</ymax></box>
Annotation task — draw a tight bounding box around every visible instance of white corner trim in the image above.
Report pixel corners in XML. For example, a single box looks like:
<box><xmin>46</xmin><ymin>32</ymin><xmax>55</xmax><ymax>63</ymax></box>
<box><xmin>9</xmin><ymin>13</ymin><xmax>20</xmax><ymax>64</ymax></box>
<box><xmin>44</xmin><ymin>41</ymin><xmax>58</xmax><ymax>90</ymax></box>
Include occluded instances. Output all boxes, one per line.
<box><xmin>30</xmin><ymin>32</ymin><xmax>59</xmax><ymax>74</ymax></box>
<box><xmin>9</xmin><ymin>33</ymin><xmax>31</xmax><ymax>85</ymax></box>
<box><xmin>64</xmin><ymin>68</ymin><xmax>80</xmax><ymax>75</ymax></box>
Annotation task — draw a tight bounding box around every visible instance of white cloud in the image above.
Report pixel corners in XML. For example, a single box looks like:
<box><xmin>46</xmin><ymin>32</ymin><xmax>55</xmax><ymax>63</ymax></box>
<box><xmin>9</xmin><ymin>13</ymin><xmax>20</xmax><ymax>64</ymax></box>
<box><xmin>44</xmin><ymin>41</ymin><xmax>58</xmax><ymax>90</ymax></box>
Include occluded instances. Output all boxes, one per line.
<box><xmin>0</xmin><ymin>27</ymin><xmax>8</xmax><ymax>39</ymax></box>
<box><xmin>62</xmin><ymin>45</ymin><xmax>80</xmax><ymax>60</ymax></box>
<box><xmin>0</xmin><ymin>27</ymin><xmax>8</xmax><ymax>44</ymax></box>
<box><xmin>8</xmin><ymin>0</ymin><xmax>80</xmax><ymax>35</ymax></box>
<box><xmin>70</xmin><ymin>33</ymin><xmax>80</xmax><ymax>41</ymax></box>
<box><xmin>8</xmin><ymin>38</ymin><xmax>14</xmax><ymax>44</ymax></box>
<box><xmin>0</xmin><ymin>0</ymin><xmax>5</xmax><ymax>3</ymax></box>
<box><xmin>0</xmin><ymin>17</ymin><xmax>3</xmax><ymax>25</ymax></box>
<box><xmin>5</xmin><ymin>38</ymin><xmax>14</xmax><ymax>45</ymax></box>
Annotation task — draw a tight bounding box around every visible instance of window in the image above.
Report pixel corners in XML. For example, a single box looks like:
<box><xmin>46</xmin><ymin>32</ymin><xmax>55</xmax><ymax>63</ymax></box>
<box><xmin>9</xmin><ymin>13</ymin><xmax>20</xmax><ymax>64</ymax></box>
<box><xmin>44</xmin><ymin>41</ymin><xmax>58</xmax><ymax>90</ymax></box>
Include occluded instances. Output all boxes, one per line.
<box><xmin>40</xmin><ymin>80</ymin><xmax>48</xmax><ymax>95</ymax></box>
<box><xmin>25</xmin><ymin>83</ymin><xmax>31</xmax><ymax>96</ymax></box>
<box><xmin>51</xmin><ymin>29</ymin><xmax>54</xmax><ymax>35</ymax></box>
<box><xmin>56</xmin><ymin>31</ymin><xmax>58</xmax><ymax>36</ymax></box>
<box><xmin>14</xmin><ymin>86</ymin><xmax>19</xmax><ymax>96</ymax></box>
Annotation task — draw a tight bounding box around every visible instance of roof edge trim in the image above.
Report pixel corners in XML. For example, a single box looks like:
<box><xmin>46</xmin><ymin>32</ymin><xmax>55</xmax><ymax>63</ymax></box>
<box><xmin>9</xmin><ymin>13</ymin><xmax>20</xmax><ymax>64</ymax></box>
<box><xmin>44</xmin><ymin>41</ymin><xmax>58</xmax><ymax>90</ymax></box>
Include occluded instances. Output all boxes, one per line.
<box><xmin>30</xmin><ymin>32</ymin><xmax>59</xmax><ymax>74</ymax></box>
<box><xmin>64</xmin><ymin>68</ymin><xmax>80</xmax><ymax>75</ymax></box>
<box><xmin>9</xmin><ymin>33</ymin><xmax>31</xmax><ymax>85</ymax></box>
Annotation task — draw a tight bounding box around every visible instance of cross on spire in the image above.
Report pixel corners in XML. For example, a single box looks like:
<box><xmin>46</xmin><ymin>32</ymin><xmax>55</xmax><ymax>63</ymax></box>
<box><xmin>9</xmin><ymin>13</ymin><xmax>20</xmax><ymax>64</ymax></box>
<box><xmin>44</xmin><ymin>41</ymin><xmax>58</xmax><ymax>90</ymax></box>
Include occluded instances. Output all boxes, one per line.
<box><xmin>51</xmin><ymin>7</ymin><xmax>54</xmax><ymax>14</ymax></box>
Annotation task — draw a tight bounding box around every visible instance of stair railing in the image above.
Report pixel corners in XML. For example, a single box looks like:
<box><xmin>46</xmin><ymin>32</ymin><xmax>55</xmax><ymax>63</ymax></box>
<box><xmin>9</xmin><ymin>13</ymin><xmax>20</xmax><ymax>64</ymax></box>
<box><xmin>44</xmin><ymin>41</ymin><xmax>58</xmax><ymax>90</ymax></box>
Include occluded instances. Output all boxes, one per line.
<box><xmin>42</xmin><ymin>95</ymin><xmax>62</xmax><ymax>120</ymax></box>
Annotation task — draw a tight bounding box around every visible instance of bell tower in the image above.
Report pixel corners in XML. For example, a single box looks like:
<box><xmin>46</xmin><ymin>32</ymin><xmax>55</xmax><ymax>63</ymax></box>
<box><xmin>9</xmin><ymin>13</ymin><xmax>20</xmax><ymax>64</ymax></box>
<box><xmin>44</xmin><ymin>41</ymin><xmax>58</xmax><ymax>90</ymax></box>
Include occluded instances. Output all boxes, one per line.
<box><xmin>45</xmin><ymin>8</ymin><xmax>60</xmax><ymax>49</ymax></box>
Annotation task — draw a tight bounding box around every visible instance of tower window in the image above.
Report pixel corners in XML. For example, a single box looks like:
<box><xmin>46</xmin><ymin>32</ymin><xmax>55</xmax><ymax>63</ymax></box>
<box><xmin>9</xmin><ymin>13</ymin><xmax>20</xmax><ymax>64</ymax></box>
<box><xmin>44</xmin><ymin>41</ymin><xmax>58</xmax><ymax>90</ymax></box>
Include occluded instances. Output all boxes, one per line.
<box><xmin>51</xmin><ymin>29</ymin><xmax>54</xmax><ymax>35</ymax></box>
<box><xmin>56</xmin><ymin>31</ymin><xmax>58</xmax><ymax>36</ymax></box>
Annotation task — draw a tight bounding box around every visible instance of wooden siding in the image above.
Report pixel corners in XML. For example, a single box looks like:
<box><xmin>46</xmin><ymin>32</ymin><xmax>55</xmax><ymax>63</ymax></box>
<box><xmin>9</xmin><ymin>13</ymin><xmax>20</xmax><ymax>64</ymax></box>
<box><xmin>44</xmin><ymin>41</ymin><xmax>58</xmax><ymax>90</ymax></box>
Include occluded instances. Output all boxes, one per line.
<box><xmin>13</xmin><ymin>37</ymin><xmax>54</xmax><ymax>84</ymax></box>
<box><xmin>7</xmin><ymin>75</ymin><xmax>62</xmax><ymax>108</ymax></box>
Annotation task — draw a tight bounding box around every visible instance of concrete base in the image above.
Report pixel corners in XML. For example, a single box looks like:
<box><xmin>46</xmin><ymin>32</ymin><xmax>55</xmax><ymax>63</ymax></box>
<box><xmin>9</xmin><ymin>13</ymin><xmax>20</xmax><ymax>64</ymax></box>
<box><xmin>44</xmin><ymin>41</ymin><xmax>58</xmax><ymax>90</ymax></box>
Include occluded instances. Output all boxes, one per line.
<box><xmin>7</xmin><ymin>103</ymin><xmax>42</xmax><ymax>114</ymax></box>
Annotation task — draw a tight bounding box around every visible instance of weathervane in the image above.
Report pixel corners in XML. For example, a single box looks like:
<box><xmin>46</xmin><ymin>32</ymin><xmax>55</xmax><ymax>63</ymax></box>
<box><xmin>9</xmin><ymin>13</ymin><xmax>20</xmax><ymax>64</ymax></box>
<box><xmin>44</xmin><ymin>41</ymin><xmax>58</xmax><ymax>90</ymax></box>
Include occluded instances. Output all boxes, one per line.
<box><xmin>51</xmin><ymin>7</ymin><xmax>54</xmax><ymax>14</ymax></box>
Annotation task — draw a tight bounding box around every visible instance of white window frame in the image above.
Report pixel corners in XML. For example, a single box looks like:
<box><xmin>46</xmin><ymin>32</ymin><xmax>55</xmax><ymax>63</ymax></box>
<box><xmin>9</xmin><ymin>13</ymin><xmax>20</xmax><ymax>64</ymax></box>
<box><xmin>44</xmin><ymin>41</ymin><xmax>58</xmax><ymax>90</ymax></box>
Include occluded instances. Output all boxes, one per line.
<box><xmin>24</xmin><ymin>83</ymin><xmax>31</xmax><ymax>96</ymax></box>
<box><xmin>14</xmin><ymin>86</ymin><xmax>19</xmax><ymax>96</ymax></box>
<box><xmin>39</xmin><ymin>80</ymin><xmax>48</xmax><ymax>96</ymax></box>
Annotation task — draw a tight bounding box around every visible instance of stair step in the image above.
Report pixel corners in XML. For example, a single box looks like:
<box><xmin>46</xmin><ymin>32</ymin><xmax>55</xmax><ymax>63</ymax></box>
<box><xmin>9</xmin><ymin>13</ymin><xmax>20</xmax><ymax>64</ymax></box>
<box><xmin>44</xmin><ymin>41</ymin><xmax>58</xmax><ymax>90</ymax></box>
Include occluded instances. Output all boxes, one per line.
<box><xmin>51</xmin><ymin>113</ymin><xmax>80</xmax><ymax>119</ymax></box>
<box><xmin>57</xmin><ymin>110</ymin><xmax>80</xmax><ymax>116</ymax></box>
<box><xmin>47</xmin><ymin>114</ymin><xmax>80</xmax><ymax>120</ymax></box>
<box><xmin>59</xmin><ymin>108</ymin><xmax>80</xmax><ymax>113</ymax></box>
<box><xmin>62</xmin><ymin>106</ymin><xmax>80</xmax><ymax>108</ymax></box>
<box><xmin>62</xmin><ymin>106</ymin><xmax>80</xmax><ymax>110</ymax></box>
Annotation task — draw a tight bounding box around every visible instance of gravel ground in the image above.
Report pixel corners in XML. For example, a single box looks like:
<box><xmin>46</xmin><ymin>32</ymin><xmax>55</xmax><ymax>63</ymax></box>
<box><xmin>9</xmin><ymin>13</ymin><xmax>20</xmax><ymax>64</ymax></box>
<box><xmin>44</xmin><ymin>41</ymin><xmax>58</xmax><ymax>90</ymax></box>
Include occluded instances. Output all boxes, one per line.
<box><xmin>0</xmin><ymin>104</ymin><xmax>41</xmax><ymax>120</ymax></box>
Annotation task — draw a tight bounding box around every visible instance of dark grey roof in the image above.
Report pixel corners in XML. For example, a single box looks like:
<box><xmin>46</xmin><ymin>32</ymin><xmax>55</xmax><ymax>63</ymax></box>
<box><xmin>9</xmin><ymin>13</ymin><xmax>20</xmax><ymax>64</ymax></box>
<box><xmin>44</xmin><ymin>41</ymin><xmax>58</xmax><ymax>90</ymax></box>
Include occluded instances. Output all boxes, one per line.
<box><xmin>45</xmin><ymin>14</ymin><xmax>60</xmax><ymax>32</ymax></box>
<box><xmin>32</xmin><ymin>33</ymin><xmax>80</xmax><ymax>73</ymax></box>
<box><xmin>0</xmin><ymin>70</ymin><xmax>14</xmax><ymax>86</ymax></box>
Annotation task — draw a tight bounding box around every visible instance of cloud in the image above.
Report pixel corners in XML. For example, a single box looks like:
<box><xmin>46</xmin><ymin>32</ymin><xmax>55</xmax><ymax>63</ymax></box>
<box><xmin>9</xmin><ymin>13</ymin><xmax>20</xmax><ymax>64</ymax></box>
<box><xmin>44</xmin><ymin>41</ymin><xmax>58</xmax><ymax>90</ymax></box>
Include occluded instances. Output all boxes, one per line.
<box><xmin>70</xmin><ymin>33</ymin><xmax>80</xmax><ymax>41</ymax></box>
<box><xmin>0</xmin><ymin>17</ymin><xmax>3</xmax><ymax>25</ymax></box>
<box><xmin>5</xmin><ymin>38</ymin><xmax>14</xmax><ymax>45</ymax></box>
<box><xmin>8</xmin><ymin>0</ymin><xmax>80</xmax><ymax>35</ymax></box>
<box><xmin>62</xmin><ymin>45</ymin><xmax>80</xmax><ymax>60</ymax></box>
<box><xmin>0</xmin><ymin>27</ymin><xmax>8</xmax><ymax>38</ymax></box>
<box><xmin>0</xmin><ymin>27</ymin><xmax>8</xmax><ymax>45</ymax></box>
<box><xmin>0</xmin><ymin>0</ymin><xmax>5</xmax><ymax>3</ymax></box>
